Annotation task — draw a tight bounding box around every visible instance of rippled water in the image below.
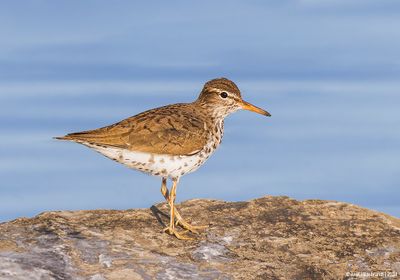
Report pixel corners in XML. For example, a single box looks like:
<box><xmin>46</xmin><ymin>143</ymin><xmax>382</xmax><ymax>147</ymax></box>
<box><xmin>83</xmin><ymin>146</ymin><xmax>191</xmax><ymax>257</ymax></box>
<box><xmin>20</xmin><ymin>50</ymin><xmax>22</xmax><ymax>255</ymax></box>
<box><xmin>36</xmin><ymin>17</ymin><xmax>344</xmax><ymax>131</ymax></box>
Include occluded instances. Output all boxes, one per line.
<box><xmin>1</xmin><ymin>1</ymin><xmax>399</xmax><ymax>221</ymax></box>
<box><xmin>1</xmin><ymin>79</ymin><xmax>399</xmax><ymax>221</ymax></box>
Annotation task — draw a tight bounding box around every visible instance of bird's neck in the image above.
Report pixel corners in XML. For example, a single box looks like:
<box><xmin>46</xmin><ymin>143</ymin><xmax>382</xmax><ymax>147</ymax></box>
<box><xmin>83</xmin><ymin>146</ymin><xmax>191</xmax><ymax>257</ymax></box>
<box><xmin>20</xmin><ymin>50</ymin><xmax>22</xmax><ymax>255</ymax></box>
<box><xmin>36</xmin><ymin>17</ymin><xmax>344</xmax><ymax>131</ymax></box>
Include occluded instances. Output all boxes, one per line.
<box><xmin>193</xmin><ymin>100</ymin><xmax>234</xmax><ymax>120</ymax></box>
<box><xmin>190</xmin><ymin>101</ymin><xmax>225</xmax><ymax>149</ymax></box>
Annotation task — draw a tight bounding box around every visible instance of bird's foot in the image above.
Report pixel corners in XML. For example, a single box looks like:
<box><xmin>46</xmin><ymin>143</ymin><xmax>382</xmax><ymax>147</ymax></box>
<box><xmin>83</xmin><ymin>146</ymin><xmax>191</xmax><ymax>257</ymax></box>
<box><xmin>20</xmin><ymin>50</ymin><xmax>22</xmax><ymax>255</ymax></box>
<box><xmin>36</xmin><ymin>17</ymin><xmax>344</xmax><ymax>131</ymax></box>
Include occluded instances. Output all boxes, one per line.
<box><xmin>163</xmin><ymin>226</ymin><xmax>193</xmax><ymax>240</ymax></box>
<box><xmin>175</xmin><ymin>217</ymin><xmax>208</xmax><ymax>234</ymax></box>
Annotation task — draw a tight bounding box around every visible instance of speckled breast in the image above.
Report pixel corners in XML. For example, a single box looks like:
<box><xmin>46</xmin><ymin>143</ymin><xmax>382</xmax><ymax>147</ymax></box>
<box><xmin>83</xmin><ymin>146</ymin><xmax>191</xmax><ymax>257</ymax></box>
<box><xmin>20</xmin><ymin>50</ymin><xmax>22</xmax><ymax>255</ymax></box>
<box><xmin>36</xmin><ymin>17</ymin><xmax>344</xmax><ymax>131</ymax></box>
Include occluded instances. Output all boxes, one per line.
<box><xmin>85</xmin><ymin>143</ymin><xmax>212</xmax><ymax>179</ymax></box>
<box><xmin>84</xmin><ymin>120</ymin><xmax>224</xmax><ymax>179</ymax></box>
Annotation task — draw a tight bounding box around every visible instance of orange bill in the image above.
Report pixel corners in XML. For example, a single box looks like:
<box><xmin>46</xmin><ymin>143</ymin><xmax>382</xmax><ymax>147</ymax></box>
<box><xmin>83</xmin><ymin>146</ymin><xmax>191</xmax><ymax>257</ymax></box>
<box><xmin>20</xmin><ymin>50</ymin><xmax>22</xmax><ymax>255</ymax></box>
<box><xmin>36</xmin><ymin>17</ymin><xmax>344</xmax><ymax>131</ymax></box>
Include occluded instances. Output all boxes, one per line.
<box><xmin>240</xmin><ymin>100</ymin><xmax>271</xmax><ymax>117</ymax></box>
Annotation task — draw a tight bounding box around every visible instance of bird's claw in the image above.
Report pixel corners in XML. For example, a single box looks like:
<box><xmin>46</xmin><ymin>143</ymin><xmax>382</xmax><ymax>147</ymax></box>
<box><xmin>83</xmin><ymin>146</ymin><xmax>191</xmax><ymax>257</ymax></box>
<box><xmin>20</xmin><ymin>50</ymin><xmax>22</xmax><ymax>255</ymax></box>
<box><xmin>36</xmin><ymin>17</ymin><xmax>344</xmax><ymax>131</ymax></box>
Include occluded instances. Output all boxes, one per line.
<box><xmin>163</xmin><ymin>226</ymin><xmax>193</xmax><ymax>240</ymax></box>
<box><xmin>175</xmin><ymin>218</ymin><xmax>208</xmax><ymax>234</ymax></box>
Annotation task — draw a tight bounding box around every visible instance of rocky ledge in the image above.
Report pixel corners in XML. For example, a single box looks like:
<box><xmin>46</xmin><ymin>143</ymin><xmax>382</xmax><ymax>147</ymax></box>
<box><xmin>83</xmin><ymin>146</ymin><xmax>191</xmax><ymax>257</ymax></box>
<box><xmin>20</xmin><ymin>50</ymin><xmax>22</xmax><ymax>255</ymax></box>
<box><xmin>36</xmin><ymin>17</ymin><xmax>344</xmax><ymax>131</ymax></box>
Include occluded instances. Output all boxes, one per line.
<box><xmin>0</xmin><ymin>196</ymin><xmax>399</xmax><ymax>280</ymax></box>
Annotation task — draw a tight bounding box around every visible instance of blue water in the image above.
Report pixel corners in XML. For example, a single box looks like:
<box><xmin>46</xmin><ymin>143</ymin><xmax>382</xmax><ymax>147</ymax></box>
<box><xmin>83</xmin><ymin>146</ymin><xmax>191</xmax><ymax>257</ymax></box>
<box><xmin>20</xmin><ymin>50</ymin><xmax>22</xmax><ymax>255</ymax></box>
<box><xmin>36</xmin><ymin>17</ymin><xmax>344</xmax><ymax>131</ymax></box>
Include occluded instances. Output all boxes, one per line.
<box><xmin>1</xmin><ymin>1</ymin><xmax>399</xmax><ymax>221</ymax></box>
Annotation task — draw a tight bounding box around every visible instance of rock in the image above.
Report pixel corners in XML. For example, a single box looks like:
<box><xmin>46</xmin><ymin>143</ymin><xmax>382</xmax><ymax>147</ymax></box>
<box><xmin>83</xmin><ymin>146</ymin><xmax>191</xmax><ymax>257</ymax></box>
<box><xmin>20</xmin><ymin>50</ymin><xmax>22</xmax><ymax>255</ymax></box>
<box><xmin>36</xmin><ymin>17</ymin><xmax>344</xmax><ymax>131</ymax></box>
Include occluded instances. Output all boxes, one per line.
<box><xmin>0</xmin><ymin>196</ymin><xmax>399</xmax><ymax>279</ymax></box>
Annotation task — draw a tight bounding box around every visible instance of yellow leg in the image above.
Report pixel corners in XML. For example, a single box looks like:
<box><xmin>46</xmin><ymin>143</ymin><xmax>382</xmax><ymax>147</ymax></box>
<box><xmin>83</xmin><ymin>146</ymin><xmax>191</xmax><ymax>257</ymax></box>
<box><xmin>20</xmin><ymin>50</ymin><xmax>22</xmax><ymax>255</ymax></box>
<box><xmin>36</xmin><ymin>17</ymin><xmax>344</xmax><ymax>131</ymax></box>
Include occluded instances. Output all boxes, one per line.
<box><xmin>161</xmin><ymin>178</ymin><xmax>191</xmax><ymax>240</ymax></box>
<box><xmin>160</xmin><ymin>178</ymin><xmax>207</xmax><ymax>234</ymax></box>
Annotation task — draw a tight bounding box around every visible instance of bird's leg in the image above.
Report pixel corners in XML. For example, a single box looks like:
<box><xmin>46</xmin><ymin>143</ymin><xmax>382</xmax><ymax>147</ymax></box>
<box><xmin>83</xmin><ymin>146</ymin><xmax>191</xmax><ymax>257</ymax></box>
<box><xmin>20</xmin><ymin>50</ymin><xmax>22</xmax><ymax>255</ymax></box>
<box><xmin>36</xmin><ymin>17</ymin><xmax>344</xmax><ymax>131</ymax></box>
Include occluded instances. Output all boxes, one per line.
<box><xmin>160</xmin><ymin>177</ymin><xmax>170</xmax><ymax>201</ymax></box>
<box><xmin>161</xmin><ymin>178</ymin><xmax>191</xmax><ymax>240</ymax></box>
<box><xmin>160</xmin><ymin>178</ymin><xmax>207</xmax><ymax>234</ymax></box>
<box><xmin>174</xmin><ymin>208</ymin><xmax>208</xmax><ymax>233</ymax></box>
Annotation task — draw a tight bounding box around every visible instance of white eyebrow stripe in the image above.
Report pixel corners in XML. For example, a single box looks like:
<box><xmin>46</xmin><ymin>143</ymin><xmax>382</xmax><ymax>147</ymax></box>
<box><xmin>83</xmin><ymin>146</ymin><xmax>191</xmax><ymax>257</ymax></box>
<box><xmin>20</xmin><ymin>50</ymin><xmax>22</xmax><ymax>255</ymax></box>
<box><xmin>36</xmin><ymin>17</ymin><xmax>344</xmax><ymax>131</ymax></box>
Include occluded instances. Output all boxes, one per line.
<box><xmin>211</xmin><ymin>87</ymin><xmax>231</xmax><ymax>95</ymax></box>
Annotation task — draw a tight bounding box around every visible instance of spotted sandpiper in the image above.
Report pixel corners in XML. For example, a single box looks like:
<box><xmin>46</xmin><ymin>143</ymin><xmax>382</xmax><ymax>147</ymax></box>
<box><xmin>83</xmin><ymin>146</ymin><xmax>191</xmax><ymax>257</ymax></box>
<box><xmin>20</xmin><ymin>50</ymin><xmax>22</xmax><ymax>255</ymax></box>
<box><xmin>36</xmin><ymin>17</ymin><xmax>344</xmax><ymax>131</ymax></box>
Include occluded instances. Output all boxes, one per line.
<box><xmin>56</xmin><ymin>78</ymin><xmax>270</xmax><ymax>239</ymax></box>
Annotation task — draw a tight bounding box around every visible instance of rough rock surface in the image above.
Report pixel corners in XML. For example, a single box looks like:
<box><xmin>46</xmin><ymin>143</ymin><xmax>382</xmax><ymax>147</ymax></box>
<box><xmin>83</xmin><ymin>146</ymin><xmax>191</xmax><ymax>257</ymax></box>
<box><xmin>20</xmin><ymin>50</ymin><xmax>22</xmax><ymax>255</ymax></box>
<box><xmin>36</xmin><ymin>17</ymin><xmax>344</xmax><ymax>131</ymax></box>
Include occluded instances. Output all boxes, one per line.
<box><xmin>0</xmin><ymin>196</ymin><xmax>399</xmax><ymax>280</ymax></box>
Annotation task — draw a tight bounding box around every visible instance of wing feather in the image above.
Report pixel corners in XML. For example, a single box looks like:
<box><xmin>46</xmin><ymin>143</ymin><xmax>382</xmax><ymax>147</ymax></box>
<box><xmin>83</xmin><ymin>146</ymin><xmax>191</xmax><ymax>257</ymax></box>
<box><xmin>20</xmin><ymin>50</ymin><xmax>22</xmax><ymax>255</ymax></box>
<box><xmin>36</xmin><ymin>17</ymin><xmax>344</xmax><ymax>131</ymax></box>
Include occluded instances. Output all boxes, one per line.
<box><xmin>58</xmin><ymin>104</ymin><xmax>208</xmax><ymax>156</ymax></box>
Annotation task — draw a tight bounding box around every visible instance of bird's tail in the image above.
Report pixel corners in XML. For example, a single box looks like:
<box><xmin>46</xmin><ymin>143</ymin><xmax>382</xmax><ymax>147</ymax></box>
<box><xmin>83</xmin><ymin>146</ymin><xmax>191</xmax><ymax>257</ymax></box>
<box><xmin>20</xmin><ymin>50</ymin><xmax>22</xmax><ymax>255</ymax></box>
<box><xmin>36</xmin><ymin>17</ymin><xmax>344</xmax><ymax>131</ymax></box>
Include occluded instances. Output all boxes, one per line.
<box><xmin>53</xmin><ymin>130</ymin><xmax>105</xmax><ymax>142</ymax></box>
<box><xmin>53</xmin><ymin>135</ymin><xmax>70</xmax><ymax>140</ymax></box>
<box><xmin>53</xmin><ymin>132</ymin><xmax>88</xmax><ymax>141</ymax></box>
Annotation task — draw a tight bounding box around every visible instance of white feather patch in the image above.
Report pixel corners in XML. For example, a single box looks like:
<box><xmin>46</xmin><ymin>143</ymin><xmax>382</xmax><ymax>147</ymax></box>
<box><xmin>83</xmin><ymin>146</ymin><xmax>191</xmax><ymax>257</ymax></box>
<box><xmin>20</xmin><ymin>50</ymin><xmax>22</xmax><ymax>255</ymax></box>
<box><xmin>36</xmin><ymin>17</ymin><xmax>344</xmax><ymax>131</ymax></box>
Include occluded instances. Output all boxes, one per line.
<box><xmin>81</xmin><ymin>142</ymin><xmax>212</xmax><ymax>179</ymax></box>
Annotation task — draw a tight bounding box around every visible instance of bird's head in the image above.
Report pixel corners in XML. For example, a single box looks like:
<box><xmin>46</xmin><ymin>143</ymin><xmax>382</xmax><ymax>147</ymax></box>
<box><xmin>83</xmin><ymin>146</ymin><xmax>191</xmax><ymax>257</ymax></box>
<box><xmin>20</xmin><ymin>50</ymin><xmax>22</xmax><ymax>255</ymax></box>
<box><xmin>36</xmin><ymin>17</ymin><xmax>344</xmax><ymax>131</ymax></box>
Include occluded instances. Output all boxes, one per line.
<box><xmin>196</xmin><ymin>77</ymin><xmax>271</xmax><ymax>119</ymax></box>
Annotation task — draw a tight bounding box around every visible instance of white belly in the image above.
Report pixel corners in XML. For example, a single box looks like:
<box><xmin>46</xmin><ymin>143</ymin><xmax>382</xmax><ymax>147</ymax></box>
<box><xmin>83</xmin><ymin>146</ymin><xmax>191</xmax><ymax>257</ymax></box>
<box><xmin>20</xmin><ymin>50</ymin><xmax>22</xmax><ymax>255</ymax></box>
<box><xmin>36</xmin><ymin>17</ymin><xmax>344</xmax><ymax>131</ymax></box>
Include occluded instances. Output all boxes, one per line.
<box><xmin>83</xmin><ymin>143</ymin><xmax>213</xmax><ymax>179</ymax></box>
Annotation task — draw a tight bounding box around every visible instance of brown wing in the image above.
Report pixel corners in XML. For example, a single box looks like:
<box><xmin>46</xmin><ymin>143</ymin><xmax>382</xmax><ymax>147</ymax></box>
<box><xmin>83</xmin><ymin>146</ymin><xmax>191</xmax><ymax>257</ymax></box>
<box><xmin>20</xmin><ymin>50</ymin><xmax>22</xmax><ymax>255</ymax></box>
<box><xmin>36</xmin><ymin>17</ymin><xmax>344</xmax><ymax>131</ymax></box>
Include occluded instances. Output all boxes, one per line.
<box><xmin>57</xmin><ymin>104</ymin><xmax>208</xmax><ymax>156</ymax></box>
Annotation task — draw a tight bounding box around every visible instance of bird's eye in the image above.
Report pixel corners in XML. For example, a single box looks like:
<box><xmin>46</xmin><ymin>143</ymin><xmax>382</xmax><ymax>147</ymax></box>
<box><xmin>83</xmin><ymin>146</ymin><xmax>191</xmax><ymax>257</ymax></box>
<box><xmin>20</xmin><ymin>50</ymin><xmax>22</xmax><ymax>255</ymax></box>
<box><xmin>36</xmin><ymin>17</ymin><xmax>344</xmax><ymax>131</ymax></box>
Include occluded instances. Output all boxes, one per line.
<box><xmin>220</xmin><ymin>92</ymin><xmax>228</xmax><ymax>98</ymax></box>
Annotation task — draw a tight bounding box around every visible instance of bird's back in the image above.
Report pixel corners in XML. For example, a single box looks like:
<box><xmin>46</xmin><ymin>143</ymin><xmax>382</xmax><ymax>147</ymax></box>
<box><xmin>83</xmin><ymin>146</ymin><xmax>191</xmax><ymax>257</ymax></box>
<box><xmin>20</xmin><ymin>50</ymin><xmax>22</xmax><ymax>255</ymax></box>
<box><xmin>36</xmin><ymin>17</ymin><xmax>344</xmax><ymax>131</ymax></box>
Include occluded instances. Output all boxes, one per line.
<box><xmin>57</xmin><ymin>103</ymin><xmax>213</xmax><ymax>156</ymax></box>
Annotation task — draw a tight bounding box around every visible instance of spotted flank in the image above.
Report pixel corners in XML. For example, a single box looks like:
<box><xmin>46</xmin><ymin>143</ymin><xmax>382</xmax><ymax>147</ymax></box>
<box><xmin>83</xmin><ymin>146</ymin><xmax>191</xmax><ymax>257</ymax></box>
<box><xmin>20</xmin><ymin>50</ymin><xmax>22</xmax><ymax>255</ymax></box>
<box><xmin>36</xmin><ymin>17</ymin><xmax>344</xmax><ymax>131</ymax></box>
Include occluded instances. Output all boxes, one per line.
<box><xmin>81</xmin><ymin>141</ymin><xmax>214</xmax><ymax>179</ymax></box>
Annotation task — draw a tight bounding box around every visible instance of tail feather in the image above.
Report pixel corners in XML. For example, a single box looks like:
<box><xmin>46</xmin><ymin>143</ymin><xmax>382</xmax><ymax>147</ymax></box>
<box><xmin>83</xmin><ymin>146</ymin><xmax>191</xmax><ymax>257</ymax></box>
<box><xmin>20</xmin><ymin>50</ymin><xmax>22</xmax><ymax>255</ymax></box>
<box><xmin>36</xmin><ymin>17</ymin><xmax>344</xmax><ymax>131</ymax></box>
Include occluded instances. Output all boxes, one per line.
<box><xmin>53</xmin><ymin>135</ymin><xmax>70</xmax><ymax>140</ymax></box>
<box><xmin>54</xmin><ymin>126</ymin><xmax>126</xmax><ymax>148</ymax></box>
<box><xmin>53</xmin><ymin>129</ymin><xmax>117</xmax><ymax>144</ymax></box>
<box><xmin>53</xmin><ymin>131</ymin><xmax>94</xmax><ymax>141</ymax></box>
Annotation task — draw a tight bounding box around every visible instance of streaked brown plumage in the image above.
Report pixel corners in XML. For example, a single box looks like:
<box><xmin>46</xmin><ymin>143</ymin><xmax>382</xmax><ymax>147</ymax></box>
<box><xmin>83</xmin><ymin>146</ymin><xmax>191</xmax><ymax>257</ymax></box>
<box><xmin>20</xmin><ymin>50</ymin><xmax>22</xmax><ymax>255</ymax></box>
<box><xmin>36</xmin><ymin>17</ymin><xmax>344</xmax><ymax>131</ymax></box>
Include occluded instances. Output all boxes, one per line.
<box><xmin>56</xmin><ymin>77</ymin><xmax>270</xmax><ymax>239</ymax></box>
<box><xmin>59</xmin><ymin>103</ymin><xmax>209</xmax><ymax>156</ymax></box>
